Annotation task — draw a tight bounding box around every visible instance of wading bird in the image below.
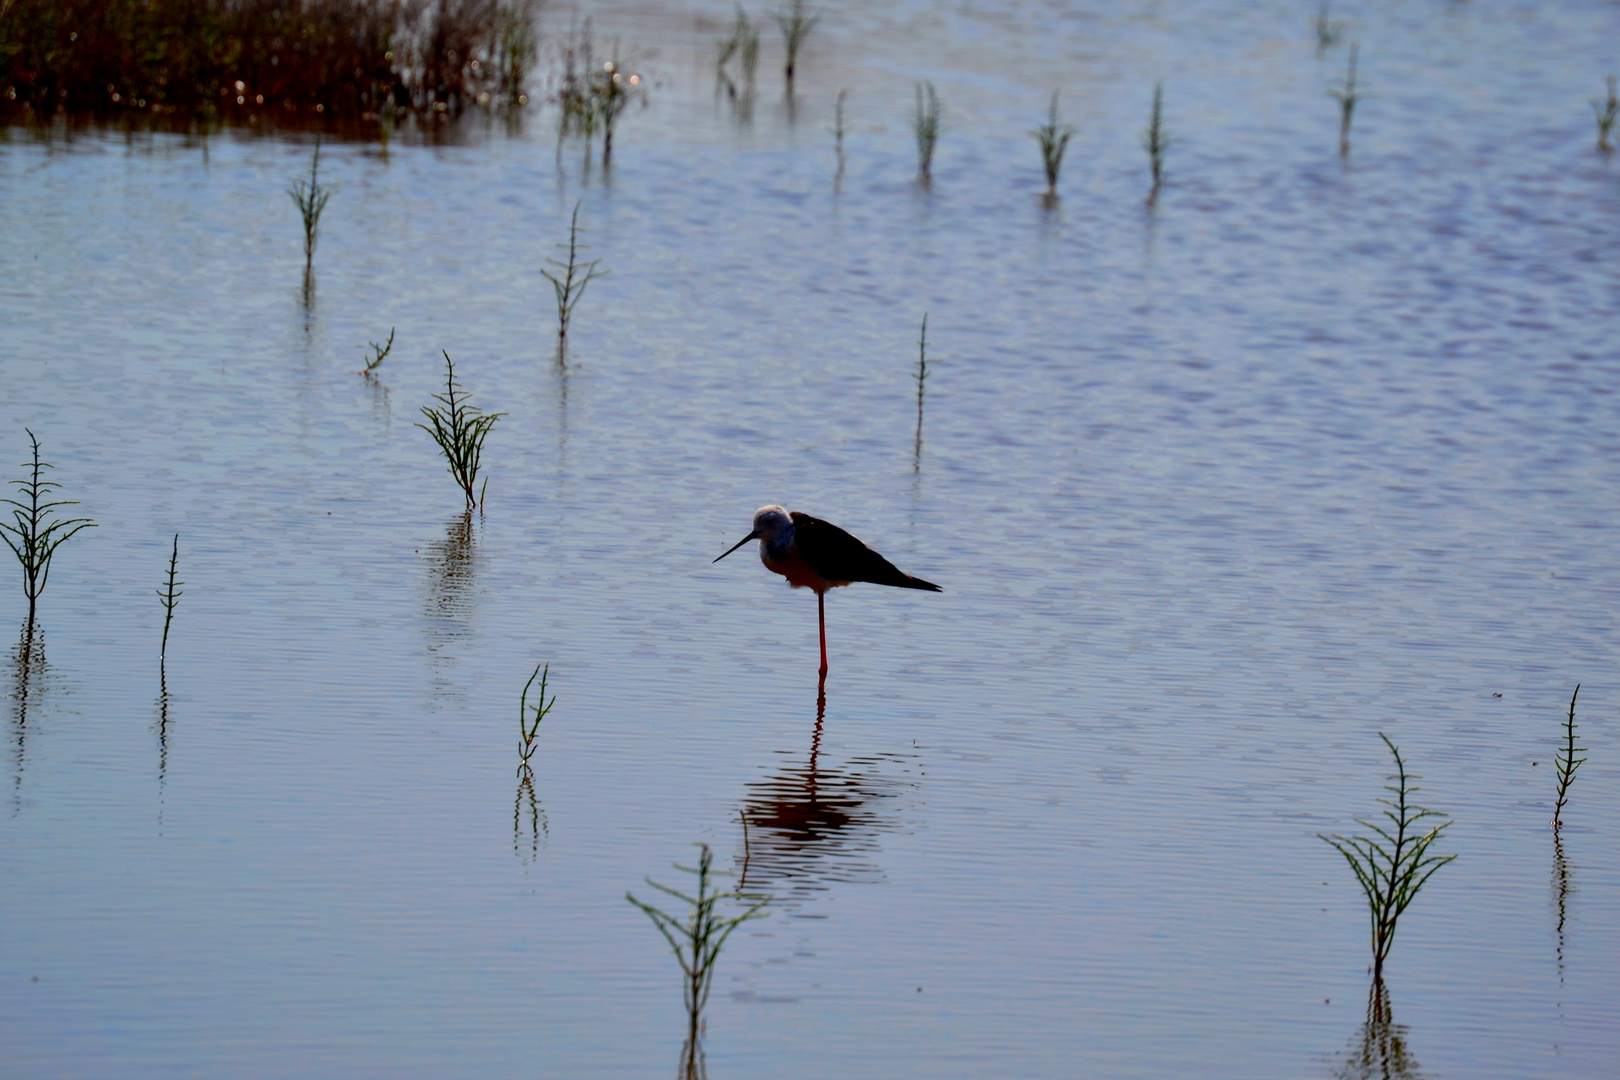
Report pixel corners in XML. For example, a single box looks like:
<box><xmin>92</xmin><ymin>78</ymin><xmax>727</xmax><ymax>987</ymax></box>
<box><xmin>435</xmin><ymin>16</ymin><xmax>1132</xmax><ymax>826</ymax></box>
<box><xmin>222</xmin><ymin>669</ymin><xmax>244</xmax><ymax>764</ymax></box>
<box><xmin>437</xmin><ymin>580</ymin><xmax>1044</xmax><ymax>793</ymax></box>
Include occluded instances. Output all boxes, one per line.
<box><xmin>714</xmin><ymin>505</ymin><xmax>941</xmax><ymax>677</ymax></box>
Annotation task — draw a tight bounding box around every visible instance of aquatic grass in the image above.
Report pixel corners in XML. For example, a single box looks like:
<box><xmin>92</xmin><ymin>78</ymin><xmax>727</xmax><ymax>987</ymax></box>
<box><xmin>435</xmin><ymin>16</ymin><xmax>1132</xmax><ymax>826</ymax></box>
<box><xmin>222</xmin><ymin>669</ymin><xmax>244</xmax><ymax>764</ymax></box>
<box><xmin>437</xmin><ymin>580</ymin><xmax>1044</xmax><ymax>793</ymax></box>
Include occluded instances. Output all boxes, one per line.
<box><xmin>157</xmin><ymin>533</ymin><xmax>182</xmax><ymax>665</ymax></box>
<box><xmin>287</xmin><ymin>140</ymin><xmax>333</xmax><ymax>277</ymax></box>
<box><xmin>417</xmin><ymin>352</ymin><xmax>504</xmax><ymax>511</ymax></box>
<box><xmin>1141</xmin><ymin>80</ymin><xmax>1169</xmax><ymax>202</ymax></box>
<box><xmin>627</xmin><ymin>843</ymin><xmax>768</xmax><ymax>1080</ymax></box>
<box><xmin>715</xmin><ymin>7</ymin><xmax>759</xmax><ymax>100</ymax></box>
<box><xmin>517</xmin><ymin>662</ymin><xmax>554</xmax><ymax>775</ymax></box>
<box><xmin>1319</xmin><ymin>733</ymin><xmax>1456</xmax><ymax>980</ymax></box>
<box><xmin>1592</xmin><ymin>77</ymin><xmax>1618</xmax><ymax>152</ymax></box>
<box><xmin>913</xmin><ymin>80</ymin><xmax>941</xmax><ymax>184</ymax></box>
<box><xmin>1329</xmin><ymin>44</ymin><xmax>1361</xmax><ymax>157</ymax></box>
<box><xmin>557</xmin><ymin>20</ymin><xmax>600</xmax><ymax>142</ymax></box>
<box><xmin>592</xmin><ymin>55</ymin><xmax>642</xmax><ymax>164</ymax></box>
<box><xmin>1552</xmin><ymin>684</ymin><xmax>1586</xmax><ymax>830</ymax></box>
<box><xmin>774</xmin><ymin>0</ymin><xmax>818</xmax><ymax>91</ymax></box>
<box><xmin>1030</xmin><ymin>90</ymin><xmax>1075</xmax><ymax>202</ymax></box>
<box><xmin>1314</xmin><ymin>2</ymin><xmax>1343</xmax><ymax>51</ymax></box>
<box><xmin>1</xmin><ymin>430</ymin><xmax>96</xmax><ymax>631</ymax></box>
<box><xmin>541</xmin><ymin>201</ymin><xmax>607</xmax><ymax>356</ymax></box>
<box><xmin>360</xmin><ymin>327</ymin><xmax>395</xmax><ymax>377</ymax></box>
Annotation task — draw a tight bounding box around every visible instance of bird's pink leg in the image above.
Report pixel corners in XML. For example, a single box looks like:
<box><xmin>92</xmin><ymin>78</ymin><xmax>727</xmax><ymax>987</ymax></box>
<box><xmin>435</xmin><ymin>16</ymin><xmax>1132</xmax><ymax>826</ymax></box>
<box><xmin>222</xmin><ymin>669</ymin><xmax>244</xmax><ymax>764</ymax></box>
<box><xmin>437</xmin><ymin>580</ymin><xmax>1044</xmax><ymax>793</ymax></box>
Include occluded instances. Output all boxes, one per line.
<box><xmin>818</xmin><ymin>590</ymin><xmax>828</xmax><ymax>678</ymax></box>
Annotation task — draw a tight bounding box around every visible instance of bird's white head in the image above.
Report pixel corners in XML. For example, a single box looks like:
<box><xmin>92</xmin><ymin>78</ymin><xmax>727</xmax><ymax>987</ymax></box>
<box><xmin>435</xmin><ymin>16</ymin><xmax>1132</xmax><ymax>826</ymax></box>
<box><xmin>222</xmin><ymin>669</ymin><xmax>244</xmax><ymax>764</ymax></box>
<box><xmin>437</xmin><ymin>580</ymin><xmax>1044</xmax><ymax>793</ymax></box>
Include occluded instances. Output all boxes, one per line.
<box><xmin>714</xmin><ymin>504</ymin><xmax>796</xmax><ymax>565</ymax></box>
<box><xmin>751</xmin><ymin>505</ymin><xmax>793</xmax><ymax>547</ymax></box>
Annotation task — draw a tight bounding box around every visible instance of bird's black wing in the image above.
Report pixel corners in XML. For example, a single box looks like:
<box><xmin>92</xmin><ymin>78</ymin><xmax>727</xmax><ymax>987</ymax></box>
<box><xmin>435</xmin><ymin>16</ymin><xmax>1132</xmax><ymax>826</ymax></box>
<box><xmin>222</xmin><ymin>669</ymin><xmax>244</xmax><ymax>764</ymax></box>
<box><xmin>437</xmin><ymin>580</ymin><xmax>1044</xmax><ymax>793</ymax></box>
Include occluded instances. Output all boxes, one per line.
<box><xmin>791</xmin><ymin>512</ymin><xmax>941</xmax><ymax>591</ymax></box>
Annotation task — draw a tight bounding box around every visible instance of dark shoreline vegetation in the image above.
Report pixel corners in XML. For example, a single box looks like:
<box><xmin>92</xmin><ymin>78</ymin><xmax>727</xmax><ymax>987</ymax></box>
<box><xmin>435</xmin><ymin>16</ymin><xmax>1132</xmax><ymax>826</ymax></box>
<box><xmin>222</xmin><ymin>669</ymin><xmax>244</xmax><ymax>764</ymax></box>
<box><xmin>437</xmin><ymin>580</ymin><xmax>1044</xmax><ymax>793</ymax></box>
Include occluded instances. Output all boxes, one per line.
<box><xmin>0</xmin><ymin>0</ymin><xmax>539</xmax><ymax>131</ymax></box>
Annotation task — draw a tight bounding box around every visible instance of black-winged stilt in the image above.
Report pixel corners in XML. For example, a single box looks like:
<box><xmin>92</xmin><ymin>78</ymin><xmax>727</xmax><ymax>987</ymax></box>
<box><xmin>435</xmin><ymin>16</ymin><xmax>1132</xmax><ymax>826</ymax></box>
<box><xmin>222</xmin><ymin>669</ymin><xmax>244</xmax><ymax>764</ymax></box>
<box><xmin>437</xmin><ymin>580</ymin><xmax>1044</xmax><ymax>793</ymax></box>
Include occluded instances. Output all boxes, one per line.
<box><xmin>714</xmin><ymin>505</ymin><xmax>940</xmax><ymax>677</ymax></box>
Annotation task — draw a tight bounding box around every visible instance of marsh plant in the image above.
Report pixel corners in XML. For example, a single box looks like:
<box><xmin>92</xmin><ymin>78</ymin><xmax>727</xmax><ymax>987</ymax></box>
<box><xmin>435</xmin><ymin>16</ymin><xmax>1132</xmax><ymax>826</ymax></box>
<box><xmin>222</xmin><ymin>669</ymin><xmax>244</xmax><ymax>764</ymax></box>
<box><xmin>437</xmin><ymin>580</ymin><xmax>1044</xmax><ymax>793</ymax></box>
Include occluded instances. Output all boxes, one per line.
<box><xmin>418</xmin><ymin>352</ymin><xmax>505</xmax><ymax>511</ymax></box>
<box><xmin>517</xmin><ymin>662</ymin><xmax>555</xmax><ymax>776</ymax></box>
<box><xmin>1031</xmin><ymin>91</ymin><xmax>1076</xmax><ymax>202</ymax></box>
<box><xmin>1553</xmin><ymin>684</ymin><xmax>1586</xmax><ymax>829</ymax></box>
<box><xmin>914</xmin><ymin>81</ymin><xmax>942</xmax><ymax>184</ymax></box>
<box><xmin>775</xmin><ymin>0</ymin><xmax>819</xmax><ymax>91</ymax></box>
<box><xmin>1592</xmin><ymin>77</ymin><xmax>1619</xmax><ymax>152</ymax></box>
<box><xmin>360</xmin><ymin>327</ymin><xmax>395</xmax><ymax>377</ymax></box>
<box><xmin>1</xmin><ymin>430</ymin><xmax>96</xmax><ymax>631</ymax></box>
<box><xmin>1142</xmin><ymin>80</ymin><xmax>1170</xmax><ymax>202</ymax></box>
<box><xmin>1</xmin><ymin>0</ymin><xmax>538</xmax><ymax>123</ymax></box>
<box><xmin>593</xmin><ymin>55</ymin><xmax>643</xmax><ymax>164</ymax></box>
<box><xmin>287</xmin><ymin>140</ymin><xmax>334</xmax><ymax>277</ymax></box>
<box><xmin>1314</xmin><ymin>2</ymin><xmax>1344</xmax><ymax>52</ymax></box>
<box><xmin>1330</xmin><ymin>44</ymin><xmax>1362</xmax><ymax>157</ymax></box>
<box><xmin>716</xmin><ymin>7</ymin><xmax>761</xmax><ymax>101</ymax></box>
<box><xmin>541</xmin><ymin>202</ymin><xmax>608</xmax><ymax>356</ymax></box>
<box><xmin>157</xmin><ymin>533</ymin><xmax>182</xmax><ymax>665</ymax></box>
<box><xmin>557</xmin><ymin>21</ymin><xmax>601</xmax><ymax>142</ymax></box>
<box><xmin>1319</xmin><ymin>733</ymin><xmax>1456</xmax><ymax>980</ymax></box>
<box><xmin>627</xmin><ymin>843</ymin><xmax>769</xmax><ymax>1080</ymax></box>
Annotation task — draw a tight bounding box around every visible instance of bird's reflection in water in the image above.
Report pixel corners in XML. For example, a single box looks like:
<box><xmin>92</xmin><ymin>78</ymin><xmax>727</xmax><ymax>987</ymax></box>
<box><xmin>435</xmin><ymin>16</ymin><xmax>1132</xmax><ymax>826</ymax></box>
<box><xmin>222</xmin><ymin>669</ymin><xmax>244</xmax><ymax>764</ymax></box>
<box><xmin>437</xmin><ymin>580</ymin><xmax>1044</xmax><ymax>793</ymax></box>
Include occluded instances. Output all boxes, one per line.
<box><xmin>424</xmin><ymin>512</ymin><xmax>478</xmax><ymax>654</ymax></box>
<box><xmin>736</xmin><ymin>683</ymin><xmax>912</xmax><ymax>908</ymax></box>
<box><xmin>1333</xmin><ymin>979</ymin><xmax>1427</xmax><ymax>1080</ymax></box>
<box><xmin>9</xmin><ymin>623</ymin><xmax>46</xmax><ymax>811</ymax></box>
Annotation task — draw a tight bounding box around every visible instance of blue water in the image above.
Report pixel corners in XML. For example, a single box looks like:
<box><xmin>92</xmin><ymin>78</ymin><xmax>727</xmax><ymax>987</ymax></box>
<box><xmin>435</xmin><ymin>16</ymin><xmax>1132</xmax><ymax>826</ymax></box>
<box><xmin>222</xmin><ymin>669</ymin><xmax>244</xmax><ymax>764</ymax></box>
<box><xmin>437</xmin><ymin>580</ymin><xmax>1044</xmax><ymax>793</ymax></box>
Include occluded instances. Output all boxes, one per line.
<box><xmin>2</xmin><ymin>1</ymin><xmax>1617</xmax><ymax>1076</ymax></box>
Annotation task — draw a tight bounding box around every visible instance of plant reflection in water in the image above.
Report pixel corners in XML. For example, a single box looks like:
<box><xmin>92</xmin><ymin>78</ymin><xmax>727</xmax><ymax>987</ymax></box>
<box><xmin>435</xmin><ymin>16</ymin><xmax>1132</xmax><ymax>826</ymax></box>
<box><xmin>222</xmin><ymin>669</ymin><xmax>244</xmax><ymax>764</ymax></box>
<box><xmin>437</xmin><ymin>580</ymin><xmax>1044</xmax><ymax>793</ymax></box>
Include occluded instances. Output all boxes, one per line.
<box><xmin>1333</xmin><ymin>979</ymin><xmax>1427</xmax><ymax>1080</ymax></box>
<box><xmin>9</xmin><ymin>621</ymin><xmax>45</xmax><ymax>811</ymax></box>
<box><xmin>514</xmin><ymin>663</ymin><xmax>555</xmax><ymax>861</ymax></box>
<box><xmin>1551</xmin><ymin>827</ymin><xmax>1576</xmax><ymax>1019</ymax></box>
<box><xmin>628</xmin><ymin>842</ymin><xmax>768</xmax><ymax>1080</ymax></box>
<box><xmin>424</xmin><ymin>511</ymin><xmax>478</xmax><ymax>658</ymax></box>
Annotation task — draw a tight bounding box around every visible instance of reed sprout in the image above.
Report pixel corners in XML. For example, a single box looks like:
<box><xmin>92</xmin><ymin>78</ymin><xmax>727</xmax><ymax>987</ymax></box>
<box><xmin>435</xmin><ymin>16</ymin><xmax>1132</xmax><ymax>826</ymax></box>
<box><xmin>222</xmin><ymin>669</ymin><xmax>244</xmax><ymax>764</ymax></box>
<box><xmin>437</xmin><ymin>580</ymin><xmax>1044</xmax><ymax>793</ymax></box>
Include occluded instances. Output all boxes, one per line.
<box><xmin>1031</xmin><ymin>90</ymin><xmax>1076</xmax><ymax>201</ymax></box>
<box><xmin>518</xmin><ymin>662</ymin><xmax>555</xmax><ymax>775</ymax></box>
<box><xmin>541</xmin><ymin>202</ymin><xmax>608</xmax><ymax>356</ymax></box>
<box><xmin>1329</xmin><ymin>44</ymin><xmax>1362</xmax><ymax>157</ymax></box>
<box><xmin>558</xmin><ymin>21</ymin><xmax>600</xmax><ymax>141</ymax></box>
<box><xmin>774</xmin><ymin>0</ymin><xmax>819</xmax><ymax>91</ymax></box>
<box><xmin>716</xmin><ymin>7</ymin><xmax>761</xmax><ymax>100</ymax></box>
<box><xmin>1553</xmin><ymin>684</ymin><xmax>1586</xmax><ymax>829</ymax></box>
<box><xmin>1592</xmin><ymin>77</ymin><xmax>1618</xmax><ymax>152</ymax></box>
<box><xmin>1141</xmin><ymin>80</ymin><xmax>1170</xmax><ymax>202</ymax></box>
<box><xmin>914</xmin><ymin>81</ymin><xmax>941</xmax><ymax>184</ymax></box>
<box><xmin>361</xmin><ymin>327</ymin><xmax>395</xmax><ymax>377</ymax></box>
<box><xmin>1314</xmin><ymin>3</ymin><xmax>1343</xmax><ymax>51</ymax></box>
<box><xmin>1319</xmin><ymin>733</ymin><xmax>1455</xmax><ymax>980</ymax></box>
<box><xmin>1</xmin><ymin>430</ymin><xmax>96</xmax><ymax>631</ymax></box>
<box><xmin>627</xmin><ymin>843</ymin><xmax>768</xmax><ymax>1080</ymax></box>
<box><xmin>157</xmin><ymin>533</ymin><xmax>182</xmax><ymax>665</ymax></box>
<box><xmin>417</xmin><ymin>352</ymin><xmax>505</xmax><ymax>511</ymax></box>
<box><xmin>287</xmin><ymin>140</ymin><xmax>334</xmax><ymax>277</ymax></box>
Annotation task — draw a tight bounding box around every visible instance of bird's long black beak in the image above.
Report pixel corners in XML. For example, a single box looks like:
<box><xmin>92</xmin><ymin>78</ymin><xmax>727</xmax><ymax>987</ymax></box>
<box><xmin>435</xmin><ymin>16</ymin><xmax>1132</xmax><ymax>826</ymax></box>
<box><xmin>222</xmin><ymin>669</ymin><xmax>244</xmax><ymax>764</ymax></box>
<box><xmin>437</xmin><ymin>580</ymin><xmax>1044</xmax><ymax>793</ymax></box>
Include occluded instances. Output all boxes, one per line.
<box><xmin>713</xmin><ymin>530</ymin><xmax>761</xmax><ymax>563</ymax></box>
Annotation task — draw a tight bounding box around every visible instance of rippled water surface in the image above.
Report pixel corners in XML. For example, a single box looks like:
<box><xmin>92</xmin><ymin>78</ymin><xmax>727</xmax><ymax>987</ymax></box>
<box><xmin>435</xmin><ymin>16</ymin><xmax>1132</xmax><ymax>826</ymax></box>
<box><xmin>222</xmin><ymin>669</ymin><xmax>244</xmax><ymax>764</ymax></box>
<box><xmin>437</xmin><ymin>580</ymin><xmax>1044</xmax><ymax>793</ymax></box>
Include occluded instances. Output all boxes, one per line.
<box><xmin>3</xmin><ymin>1</ymin><xmax>1619</xmax><ymax>1076</ymax></box>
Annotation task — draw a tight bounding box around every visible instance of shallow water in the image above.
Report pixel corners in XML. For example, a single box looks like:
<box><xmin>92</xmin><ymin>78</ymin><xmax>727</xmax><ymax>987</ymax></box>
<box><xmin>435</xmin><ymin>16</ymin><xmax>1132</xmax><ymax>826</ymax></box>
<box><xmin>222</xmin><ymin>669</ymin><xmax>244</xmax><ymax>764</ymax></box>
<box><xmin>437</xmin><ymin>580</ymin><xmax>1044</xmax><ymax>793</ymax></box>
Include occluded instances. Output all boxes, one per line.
<box><xmin>2</xmin><ymin>1</ymin><xmax>1618</xmax><ymax>1076</ymax></box>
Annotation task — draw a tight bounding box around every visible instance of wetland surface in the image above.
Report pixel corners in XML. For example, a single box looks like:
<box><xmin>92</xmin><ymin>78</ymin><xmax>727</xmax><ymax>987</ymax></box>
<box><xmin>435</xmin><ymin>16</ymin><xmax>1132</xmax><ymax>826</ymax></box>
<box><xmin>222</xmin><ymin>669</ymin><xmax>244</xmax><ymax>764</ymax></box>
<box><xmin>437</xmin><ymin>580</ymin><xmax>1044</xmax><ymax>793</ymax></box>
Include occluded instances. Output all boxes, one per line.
<box><xmin>2</xmin><ymin>1</ymin><xmax>1618</xmax><ymax>1076</ymax></box>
